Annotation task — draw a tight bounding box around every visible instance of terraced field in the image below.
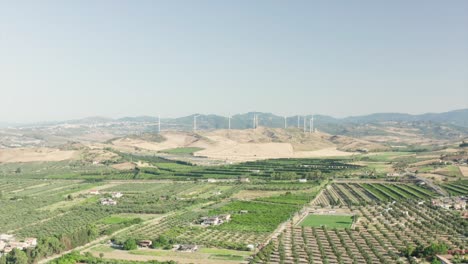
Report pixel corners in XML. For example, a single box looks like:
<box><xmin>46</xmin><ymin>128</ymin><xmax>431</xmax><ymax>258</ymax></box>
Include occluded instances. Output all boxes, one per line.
<box><xmin>441</xmin><ymin>180</ymin><xmax>468</xmax><ymax>196</ymax></box>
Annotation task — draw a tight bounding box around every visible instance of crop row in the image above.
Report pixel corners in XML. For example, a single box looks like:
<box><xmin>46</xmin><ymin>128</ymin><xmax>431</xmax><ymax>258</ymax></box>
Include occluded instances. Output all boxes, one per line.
<box><xmin>311</xmin><ymin>183</ymin><xmax>437</xmax><ymax>207</ymax></box>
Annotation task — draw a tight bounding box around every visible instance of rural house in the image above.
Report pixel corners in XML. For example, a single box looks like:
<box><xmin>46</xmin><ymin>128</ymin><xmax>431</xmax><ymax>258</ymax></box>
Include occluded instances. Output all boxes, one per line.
<box><xmin>177</xmin><ymin>244</ymin><xmax>198</xmax><ymax>252</ymax></box>
<box><xmin>100</xmin><ymin>198</ymin><xmax>117</xmax><ymax>206</ymax></box>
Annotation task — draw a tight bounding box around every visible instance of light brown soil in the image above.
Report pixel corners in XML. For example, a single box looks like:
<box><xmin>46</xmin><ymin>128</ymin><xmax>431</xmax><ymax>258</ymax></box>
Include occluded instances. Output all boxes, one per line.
<box><xmin>111</xmin><ymin>162</ymin><xmax>136</xmax><ymax>170</ymax></box>
<box><xmin>109</xmin><ymin>128</ymin><xmax>357</xmax><ymax>162</ymax></box>
<box><xmin>418</xmin><ymin>173</ymin><xmax>448</xmax><ymax>182</ymax></box>
<box><xmin>0</xmin><ymin>147</ymin><xmax>78</xmax><ymax>163</ymax></box>
<box><xmin>410</xmin><ymin>159</ymin><xmax>440</xmax><ymax>167</ymax></box>
<box><xmin>459</xmin><ymin>166</ymin><xmax>468</xmax><ymax>177</ymax></box>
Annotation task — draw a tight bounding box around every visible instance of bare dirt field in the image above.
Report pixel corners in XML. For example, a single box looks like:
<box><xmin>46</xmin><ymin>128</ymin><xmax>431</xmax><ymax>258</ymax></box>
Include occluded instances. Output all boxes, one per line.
<box><xmin>111</xmin><ymin>162</ymin><xmax>137</xmax><ymax>170</ymax></box>
<box><xmin>458</xmin><ymin>166</ymin><xmax>468</xmax><ymax>177</ymax></box>
<box><xmin>108</xmin><ymin>128</ymin><xmax>357</xmax><ymax>162</ymax></box>
<box><xmin>0</xmin><ymin>147</ymin><xmax>78</xmax><ymax>163</ymax></box>
<box><xmin>418</xmin><ymin>173</ymin><xmax>448</xmax><ymax>182</ymax></box>
<box><xmin>410</xmin><ymin>159</ymin><xmax>440</xmax><ymax>167</ymax></box>
<box><xmin>111</xmin><ymin>132</ymin><xmax>208</xmax><ymax>152</ymax></box>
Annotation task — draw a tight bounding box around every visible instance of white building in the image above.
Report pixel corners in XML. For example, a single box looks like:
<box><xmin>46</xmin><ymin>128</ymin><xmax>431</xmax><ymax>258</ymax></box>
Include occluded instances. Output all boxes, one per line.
<box><xmin>100</xmin><ymin>198</ymin><xmax>117</xmax><ymax>206</ymax></box>
<box><xmin>111</xmin><ymin>192</ymin><xmax>123</xmax><ymax>198</ymax></box>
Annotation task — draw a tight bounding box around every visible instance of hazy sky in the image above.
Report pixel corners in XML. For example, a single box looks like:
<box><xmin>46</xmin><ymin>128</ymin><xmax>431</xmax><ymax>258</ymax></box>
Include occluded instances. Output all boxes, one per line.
<box><xmin>1</xmin><ymin>0</ymin><xmax>467</xmax><ymax>122</ymax></box>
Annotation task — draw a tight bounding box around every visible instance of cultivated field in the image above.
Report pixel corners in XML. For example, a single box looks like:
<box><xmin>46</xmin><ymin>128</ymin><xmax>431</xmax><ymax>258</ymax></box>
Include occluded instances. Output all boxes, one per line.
<box><xmin>1</xmin><ymin>149</ymin><xmax>466</xmax><ymax>264</ymax></box>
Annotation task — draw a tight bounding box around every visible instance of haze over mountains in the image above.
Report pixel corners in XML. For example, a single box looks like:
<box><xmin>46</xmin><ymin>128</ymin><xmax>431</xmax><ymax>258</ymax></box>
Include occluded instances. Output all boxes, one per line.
<box><xmin>1</xmin><ymin>109</ymin><xmax>466</xmax><ymax>152</ymax></box>
<box><xmin>5</xmin><ymin>108</ymin><xmax>468</xmax><ymax>128</ymax></box>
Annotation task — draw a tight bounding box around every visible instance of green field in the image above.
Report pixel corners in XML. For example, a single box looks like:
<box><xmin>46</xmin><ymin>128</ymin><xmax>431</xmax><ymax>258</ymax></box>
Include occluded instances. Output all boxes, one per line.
<box><xmin>299</xmin><ymin>214</ymin><xmax>353</xmax><ymax>229</ymax></box>
<box><xmin>100</xmin><ymin>216</ymin><xmax>135</xmax><ymax>225</ymax></box>
<box><xmin>159</xmin><ymin>147</ymin><xmax>204</xmax><ymax>155</ymax></box>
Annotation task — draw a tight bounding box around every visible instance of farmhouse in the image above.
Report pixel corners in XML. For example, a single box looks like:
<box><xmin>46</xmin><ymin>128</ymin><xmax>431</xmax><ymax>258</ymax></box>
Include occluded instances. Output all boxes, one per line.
<box><xmin>177</xmin><ymin>244</ymin><xmax>198</xmax><ymax>252</ymax></box>
<box><xmin>100</xmin><ymin>198</ymin><xmax>117</xmax><ymax>206</ymax></box>
<box><xmin>432</xmin><ymin>197</ymin><xmax>466</xmax><ymax>210</ymax></box>
<box><xmin>200</xmin><ymin>214</ymin><xmax>231</xmax><ymax>226</ymax></box>
<box><xmin>111</xmin><ymin>192</ymin><xmax>123</xmax><ymax>198</ymax></box>
<box><xmin>0</xmin><ymin>234</ymin><xmax>14</xmax><ymax>241</ymax></box>
<box><xmin>0</xmin><ymin>234</ymin><xmax>37</xmax><ymax>254</ymax></box>
<box><xmin>219</xmin><ymin>214</ymin><xmax>231</xmax><ymax>222</ymax></box>
<box><xmin>298</xmin><ymin>178</ymin><xmax>307</xmax><ymax>183</ymax></box>
<box><xmin>201</xmin><ymin>217</ymin><xmax>220</xmax><ymax>226</ymax></box>
<box><xmin>138</xmin><ymin>240</ymin><xmax>152</xmax><ymax>247</ymax></box>
<box><xmin>23</xmin><ymin>238</ymin><xmax>37</xmax><ymax>248</ymax></box>
<box><xmin>8</xmin><ymin>241</ymin><xmax>28</xmax><ymax>250</ymax></box>
<box><xmin>89</xmin><ymin>190</ymin><xmax>100</xmax><ymax>195</ymax></box>
<box><xmin>207</xmin><ymin>178</ymin><xmax>217</xmax><ymax>183</ymax></box>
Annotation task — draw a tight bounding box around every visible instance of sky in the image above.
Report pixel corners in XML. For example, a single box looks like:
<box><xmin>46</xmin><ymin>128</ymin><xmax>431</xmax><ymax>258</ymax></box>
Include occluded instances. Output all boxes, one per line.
<box><xmin>0</xmin><ymin>0</ymin><xmax>467</xmax><ymax>123</ymax></box>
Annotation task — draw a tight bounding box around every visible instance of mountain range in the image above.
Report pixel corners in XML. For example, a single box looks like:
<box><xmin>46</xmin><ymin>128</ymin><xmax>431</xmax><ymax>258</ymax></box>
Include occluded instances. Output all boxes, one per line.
<box><xmin>2</xmin><ymin>109</ymin><xmax>468</xmax><ymax>140</ymax></box>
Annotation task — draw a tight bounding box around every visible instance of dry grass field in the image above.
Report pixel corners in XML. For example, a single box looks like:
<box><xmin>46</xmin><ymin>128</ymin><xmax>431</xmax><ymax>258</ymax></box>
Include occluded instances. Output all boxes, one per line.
<box><xmin>0</xmin><ymin>147</ymin><xmax>78</xmax><ymax>163</ymax></box>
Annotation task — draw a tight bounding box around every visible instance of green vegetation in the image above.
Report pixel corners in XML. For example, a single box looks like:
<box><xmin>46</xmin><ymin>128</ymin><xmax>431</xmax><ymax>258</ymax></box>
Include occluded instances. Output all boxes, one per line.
<box><xmin>299</xmin><ymin>215</ymin><xmax>353</xmax><ymax>229</ymax></box>
<box><xmin>0</xmin><ymin>152</ymin><xmax>463</xmax><ymax>264</ymax></box>
<box><xmin>100</xmin><ymin>216</ymin><xmax>139</xmax><ymax>225</ymax></box>
<box><xmin>209</xmin><ymin>254</ymin><xmax>245</xmax><ymax>261</ymax></box>
<box><xmin>442</xmin><ymin>180</ymin><xmax>468</xmax><ymax>196</ymax></box>
<box><xmin>0</xmin><ymin>248</ymin><xmax>28</xmax><ymax>264</ymax></box>
<box><xmin>209</xmin><ymin>200</ymin><xmax>305</xmax><ymax>233</ymax></box>
<box><xmin>159</xmin><ymin>147</ymin><xmax>204</xmax><ymax>155</ymax></box>
<box><xmin>151</xmin><ymin>235</ymin><xmax>173</xmax><ymax>250</ymax></box>
<box><xmin>403</xmin><ymin>241</ymin><xmax>449</xmax><ymax>261</ymax></box>
<box><xmin>49</xmin><ymin>251</ymin><xmax>175</xmax><ymax>264</ymax></box>
<box><xmin>1</xmin><ymin>156</ymin><xmax>360</xmax><ymax>180</ymax></box>
<box><xmin>123</xmin><ymin>238</ymin><xmax>138</xmax><ymax>250</ymax></box>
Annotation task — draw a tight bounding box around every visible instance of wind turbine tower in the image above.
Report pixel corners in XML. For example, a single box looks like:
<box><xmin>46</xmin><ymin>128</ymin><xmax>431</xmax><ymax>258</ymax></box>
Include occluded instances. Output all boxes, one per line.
<box><xmin>253</xmin><ymin>114</ymin><xmax>259</xmax><ymax>129</ymax></box>
<box><xmin>297</xmin><ymin>116</ymin><xmax>300</xmax><ymax>128</ymax></box>
<box><xmin>193</xmin><ymin>115</ymin><xmax>199</xmax><ymax>131</ymax></box>
<box><xmin>284</xmin><ymin>116</ymin><xmax>287</xmax><ymax>129</ymax></box>
<box><xmin>228</xmin><ymin>116</ymin><xmax>231</xmax><ymax>130</ymax></box>
<box><xmin>309</xmin><ymin>116</ymin><xmax>314</xmax><ymax>134</ymax></box>
<box><xmin>303</xmin><ymin>116</ymin><xmax>306</xmax><ymax>133</ymax></box>
<box><xmin>158</xmin><ymin>115</ymin><xmax>161</xmax><ymax>133</ymax></box>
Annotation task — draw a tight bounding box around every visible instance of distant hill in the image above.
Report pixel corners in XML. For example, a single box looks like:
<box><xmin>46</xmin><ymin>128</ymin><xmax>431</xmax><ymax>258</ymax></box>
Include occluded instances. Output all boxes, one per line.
<box><xmin>117</xmin><ymin>116</ymin><xmax>157</xmax><ymax>123</ymax></box>
<box><xmin>6</xmin><ymin>109</ymin><xmax>467</xmax><ymax>143</ymax></box>
<box><xmin>342</xmin><ymin>109</ymin><xmax>468</xmax><ymax>127</ymax></box>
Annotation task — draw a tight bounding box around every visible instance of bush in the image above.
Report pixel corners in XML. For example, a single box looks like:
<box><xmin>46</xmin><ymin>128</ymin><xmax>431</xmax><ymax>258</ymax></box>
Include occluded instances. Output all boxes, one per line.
<box><xmin>123</xmin><ymin>239</ymin><xmax>137</xmax><ymax>250</ymax></box>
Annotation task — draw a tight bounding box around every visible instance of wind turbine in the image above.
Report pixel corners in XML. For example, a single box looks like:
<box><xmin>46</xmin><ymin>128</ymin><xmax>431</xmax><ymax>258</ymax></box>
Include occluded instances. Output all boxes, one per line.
<box><xmin>303</xmin><ymin>116</ymin><xmax>306</xmax><ymax>133</ymax></box>
<box><xmin>158</xmin><ymin>115</ymin><xmax>161</xmax><ymax>133</ymax></box>
<box><xmin>309</xmin><ymin>116</ymin><xmax>314</xmax><ymax>134</ymax></box>
<box><xmin>228</xmin><ymin>115</ymin><xmax>231</xmax><ymax>130</ymax></box>
<box><xmin>284</xmin><ymin>116</ymin><xmax>287</xmax><ymax>129</ymax></box>
<box><xmin>193</xmin><ymin>115</ymin><xmax>200</xmax><ymax>131</ymax></box>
